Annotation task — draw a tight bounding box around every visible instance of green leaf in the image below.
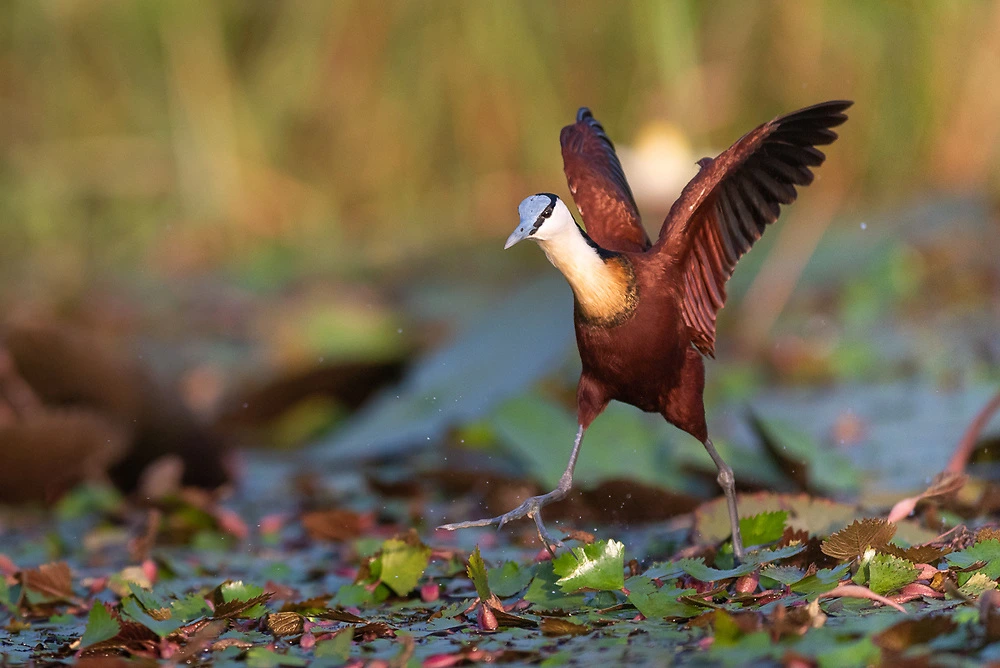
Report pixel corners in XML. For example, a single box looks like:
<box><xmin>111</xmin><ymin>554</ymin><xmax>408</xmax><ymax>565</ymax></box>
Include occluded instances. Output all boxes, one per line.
<box><xmin>333</xmin><ymin>583</ymin><xmax>373</xmax><ymax>607</ymax></box>
<box><xmin>488</xmin><ymin>560</ymin><xmax>536</xmax><ymax>598</ymax></box>
<box><xmin>55</xmin><ymin>483</ymin><xmax>124</xmax><ymax>520</ymax></box>
<box><xmin>959</xmin><ymin>572</ymin><xmax>998</xmax><ymax>598</ymax></box>
<box><xmin>524</xmin><ymin>562</ymin><xmax>586</xmax><ymax>610</ymax></box>
<box><xmin>467</xmin><ymin>546</ymin><xmax>491</xmax><ymax>601</ymax></box>
<box><xmin>552</xmin><ymin>539</ymin><xmax>625</xmax><ymax>592</ymax></box>
<box><xmin>760</xmin><ymin>565</ymin><xmax>806</xmax><ymax>586</ymax></box>
<box><xmin>246</xmin><ymin>648</ymin><xmax>309</xmax><ymax>667</ymax></box>
<box><xmin>218</xmin><ymin>581</ymin><xmax>270</xmax><ymax>618</ymax></box>
<box><xmin>740</xmin><ymin>511</ymin><xmax>788</xmax><ymax>546</ymax></box>
<box><xmin>491</xmin><ymin>395</ymin><xmax>580</xmax><ymax>489</ymax></box>
<box><xmin>171</xmin><ymin>593</ymin><xmax>210</xmax><ymax>623</ymax></box>
<box><xmin>625</xmin><ymin>577</ymin><xmax>700</xmax><ymax>619</ymax></box>
<box><xmin>378</xmin><ymin>536</ymin><xmax>431</xmax><ymax>596</ymax></box>
<box><xmin>315</xmin><ymin>629</ymin><xmax>354</xmax><ymax>660</ymax></box>
<box><xmin>817</xmin><ymin>637</ymin><xmax>880</xmax><ymax>668</ymax></box>
<box><xmin>694</xmin><ymin>492</ymin><xmax>860</xmax><ymax>544</ymax></box>
<box><xmin>80</xmin><ymin>603</ymin><xmax>120</xmax><ymax>649</ymax></box>
<box><xmin>0</xmin><ymin>578</ymin><xmax>14</xmax><ymax>614</ymax></box>
<box><xmin>492</xmin><ymin>397</ymin><xmax>682</xmax><ymax>489</ymax></box>
<box><xmin>642</xmin><ymin>562</ymin><xmax>685</xmax><ymax>580</ymax></box>
<box><xmin>677</xmin><ymin>544</ymin><xmax>805</xmax><ymax>583</ymax></box>
<box><xmin>946</xmin><ymin>539</ymin><xmax>1000</xmax><ymax>582</ymax></box>
<box><xmin>713</xmin><ymin>609</ymin><xmax>746</xmax><ymax>646</ymax></box>
<box><xmin>791</xmin><ymin>563</ymin><xmax>852</xmax><ymax>596</ymax></box>
<box><xmin>867</xmin><ymin>553</ymin><xmax>918</xmax><ymax>595</ymax></box>
<box><xmin>128</xmin><ymin>581</ymin><xmax>165</xmax><ymax>612</ymax></box>
<box><xmin>122</xmin><ymin>597</ymin><xmax>184</xmax><ymax>638</ymax></box>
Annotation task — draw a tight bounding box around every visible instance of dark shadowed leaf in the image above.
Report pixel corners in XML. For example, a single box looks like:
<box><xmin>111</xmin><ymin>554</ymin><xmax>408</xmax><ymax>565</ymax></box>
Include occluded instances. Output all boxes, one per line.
<box><xmin>488</xmin><ymin>560</ymin><xmax>536</xmax><ymax>598</ymax></box>
<box><xmin>524</xmin><ymin>562</ymin><xmax>586</xmax><ymax>610</ymax></box>
<box><xmin>540</xmin><ymin>616</ymin><xmax>590</xmax><ymax>636</ymax></box>
<box><xmin>492</xmin><ymin>608</ymin><xmax>538</xmax><ymax>629</ymax></box>
<box><xmin>873</xmin><ymin>615</ymin><xmax>958</xmax><ymax>652</ymax></box>
<box><xmin>821</xmin><ymin>519</ymin><xmax>896</xmax><ymax>560</ymax></box>
<box><xmin>121</xmin><ymin>597</ymin><xmax>184</xmax><ymax>637</ymax></box>
<box><xmin>881</xmin><ymin>544</ymin><xmax>950</xmax><ymax>564</ymax></box>
<box><xmin>552</xmin><ymin>539</ymin><xmax>625</xmax><ymax>592</ymax></box>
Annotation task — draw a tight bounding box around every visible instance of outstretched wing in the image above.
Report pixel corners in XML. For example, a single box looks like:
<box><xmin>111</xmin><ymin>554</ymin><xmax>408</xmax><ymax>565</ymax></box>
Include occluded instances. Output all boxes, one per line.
<box><xmin>561</xmin><ymin>108</ymin><xmax>651</xmax><ymax>253</ymax></box>
<box><xmin>654</xmin><ymin>100</ymin><xmax>852</xmax><ymax>356</ymax></box>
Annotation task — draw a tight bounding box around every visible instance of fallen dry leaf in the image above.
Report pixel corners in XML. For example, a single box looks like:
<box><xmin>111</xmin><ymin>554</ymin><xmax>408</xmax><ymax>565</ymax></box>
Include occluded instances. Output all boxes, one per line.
<box><xmin>821</xmin><ymin>519</ymin><xmax>896</xmax><ymax>560</ymax></box>
<box><xmin>20</xmin><ymin>561</ymin><xmax>74</xmax><ymax>603</ymax></box>
<box><xmin>888</xmin><ymin>471</ymin><xmax>969</xmax><ymax>523</ymax></box>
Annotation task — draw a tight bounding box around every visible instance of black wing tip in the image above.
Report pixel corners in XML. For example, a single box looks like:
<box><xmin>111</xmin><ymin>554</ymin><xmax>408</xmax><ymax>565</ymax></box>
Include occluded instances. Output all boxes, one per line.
<box><xmin>818</xmin><ymin>99</ymin><xmax>853</xmax><ymax>109</ymax></box>
<box><xmin>576</xmin><ymin>107</ymin><xmax>593</xmax><ymax>122</ymax></box>
<box><xmin>798</xmin><ymin>99</ymin><xmax>854</xmax><ymax>113</ymax></box>
<box><xmin>782</xmin><ymin>100</ymin><xmax>854</xmax><ymax>122</ymax></box>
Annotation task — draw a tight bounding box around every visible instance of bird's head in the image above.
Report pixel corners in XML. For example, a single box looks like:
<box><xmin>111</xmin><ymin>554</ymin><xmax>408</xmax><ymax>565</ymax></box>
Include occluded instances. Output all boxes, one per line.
<box><xmin>505</xmin><ymin>193</ymin><xmax>575</xmax><ymax>249</ymax></box>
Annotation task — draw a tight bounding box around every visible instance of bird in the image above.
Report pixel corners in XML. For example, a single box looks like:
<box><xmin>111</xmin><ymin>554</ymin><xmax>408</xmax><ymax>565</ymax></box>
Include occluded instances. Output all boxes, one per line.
<box><xmin>439</xmin><ymin>100</ymin><xmax>851</xmax><ymax>560</ymax></box>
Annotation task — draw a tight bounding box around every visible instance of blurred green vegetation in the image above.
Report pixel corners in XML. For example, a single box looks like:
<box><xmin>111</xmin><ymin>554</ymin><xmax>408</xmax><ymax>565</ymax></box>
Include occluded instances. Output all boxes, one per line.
<box><xmin>2</xmin><ymin>0</ymin><xmax>999</xmax><ymax>302</ymax></box>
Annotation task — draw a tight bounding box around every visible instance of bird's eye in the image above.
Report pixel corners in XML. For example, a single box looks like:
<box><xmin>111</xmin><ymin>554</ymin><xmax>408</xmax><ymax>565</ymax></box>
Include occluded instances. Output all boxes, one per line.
<box><xmin>543</xmin><ymin>206</ymin><xmax>553</xmax><ymax>217</ymax></box>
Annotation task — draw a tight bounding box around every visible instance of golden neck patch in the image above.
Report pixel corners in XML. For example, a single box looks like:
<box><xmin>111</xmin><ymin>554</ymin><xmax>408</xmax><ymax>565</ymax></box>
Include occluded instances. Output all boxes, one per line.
<box><xmin>537</xmin><ymin>229</ymin><xmax>638</xmax><ymax>326</ymax></box>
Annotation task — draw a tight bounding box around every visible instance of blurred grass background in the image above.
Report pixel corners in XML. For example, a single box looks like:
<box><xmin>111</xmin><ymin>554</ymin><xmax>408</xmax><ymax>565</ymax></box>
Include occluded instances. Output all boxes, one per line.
<box><xmin>2</xmin><ymin>1</ymin><xmax>998</xmax><ymax>291</ymax></box>
<box><xmin>0</xmin><ymin>0</ymin><xmax>998</xmax><ymax>398</ymax></box>
<box><xmin>0</xmin><ymin>0</ymin><xmax>997</xmax><ymax>499</ymax></box>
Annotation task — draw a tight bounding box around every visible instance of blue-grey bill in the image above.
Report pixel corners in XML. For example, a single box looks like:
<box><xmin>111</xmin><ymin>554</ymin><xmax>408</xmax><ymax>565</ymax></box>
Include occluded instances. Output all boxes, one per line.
<box><xmin>504</xmin><ymin>225</ymin><xmax>530</xmax><ymax>249</ymax></box>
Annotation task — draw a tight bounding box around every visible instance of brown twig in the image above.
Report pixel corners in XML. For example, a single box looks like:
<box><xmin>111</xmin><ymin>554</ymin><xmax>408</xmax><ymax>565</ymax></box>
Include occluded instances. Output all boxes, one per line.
<box><xmin>946</xmin><ymin>390</ymin><xmax>1000</xmax><ymax>474</ymax></box>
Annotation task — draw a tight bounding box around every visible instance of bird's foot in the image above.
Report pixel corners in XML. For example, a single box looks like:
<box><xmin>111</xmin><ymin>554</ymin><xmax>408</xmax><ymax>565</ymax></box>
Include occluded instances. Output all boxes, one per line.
<box><xmin>438</xmin><ymin>489</ymin><xmax>566</xmax><ymax>553</ymax></box>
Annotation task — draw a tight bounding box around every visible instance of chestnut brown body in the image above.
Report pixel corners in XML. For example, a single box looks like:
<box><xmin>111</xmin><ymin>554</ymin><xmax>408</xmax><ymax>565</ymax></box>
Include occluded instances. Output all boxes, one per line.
<box><xmin>575</xmin><ymin>259</ymin><xmax>707</xmax><ymax>440</ymax></box>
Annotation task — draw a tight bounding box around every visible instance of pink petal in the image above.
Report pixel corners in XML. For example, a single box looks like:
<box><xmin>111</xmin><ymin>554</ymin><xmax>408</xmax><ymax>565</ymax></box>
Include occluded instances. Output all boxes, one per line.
<box><xmin>888</xmin><ymin>497</ymin><xmax>919</xmax><ymax>523</ymax></box>
<box><xmin>423</xmin><ymin>654</ymin><xmax>464</xmax><ymax>668</ymax></box>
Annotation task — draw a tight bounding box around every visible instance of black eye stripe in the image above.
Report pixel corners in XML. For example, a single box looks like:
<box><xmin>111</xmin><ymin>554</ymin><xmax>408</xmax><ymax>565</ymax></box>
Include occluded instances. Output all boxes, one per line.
<box><xmin>528</xmin><ymin>193</ymin><xmax>558</xmax><ymax>235</ymax></box>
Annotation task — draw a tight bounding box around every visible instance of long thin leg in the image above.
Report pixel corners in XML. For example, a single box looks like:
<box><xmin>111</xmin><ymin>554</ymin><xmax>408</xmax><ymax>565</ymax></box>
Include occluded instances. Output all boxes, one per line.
<box><xmin>439</xmin><ymin>425</ymin><xmax>586</xmax><ymax>550</ymax></box>
<box><xmin>702</xmin><ymin>437</ymin><xmax>744</xmax><ymax>562</ymax></box>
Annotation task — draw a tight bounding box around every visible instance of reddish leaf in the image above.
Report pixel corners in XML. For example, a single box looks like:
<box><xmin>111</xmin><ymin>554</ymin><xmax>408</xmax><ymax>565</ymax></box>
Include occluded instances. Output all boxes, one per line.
<box><xmin>301</xmin><ymin>509</ymin><xmax>371</xmax><ymax>542</ymax></box>
<box><xmin>20</xmin><ymin>561</ymin><xmax>73</xmax><ymax>603</ymax></box>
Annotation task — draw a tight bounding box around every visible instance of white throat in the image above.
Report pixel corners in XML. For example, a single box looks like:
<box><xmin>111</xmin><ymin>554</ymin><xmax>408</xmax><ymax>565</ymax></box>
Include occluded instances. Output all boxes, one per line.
<box><xmin>535</xmin><ymin>224</ymin><xmax>635</xmax><ymax>322</ymax></box>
